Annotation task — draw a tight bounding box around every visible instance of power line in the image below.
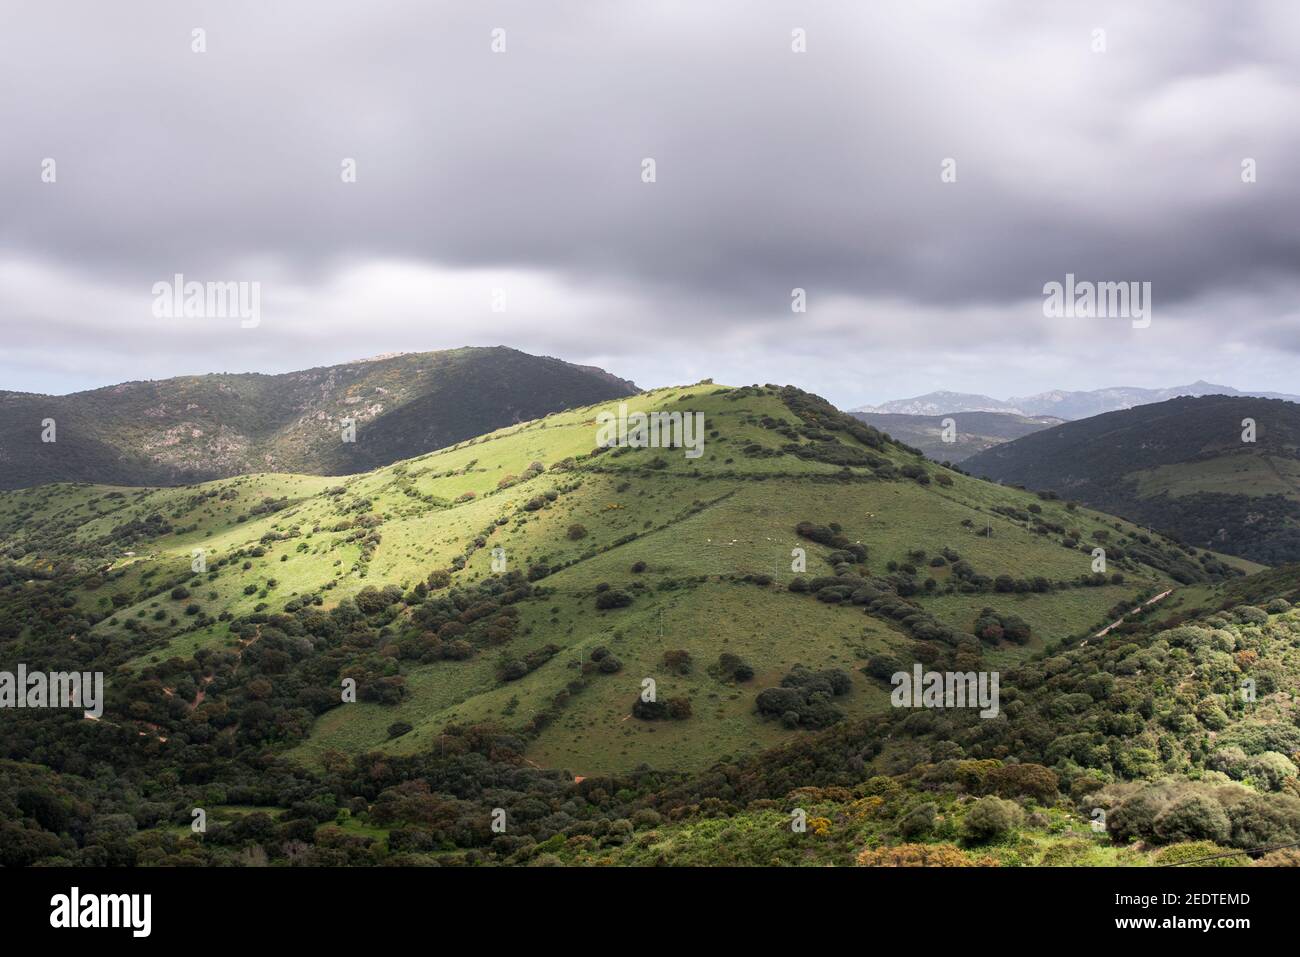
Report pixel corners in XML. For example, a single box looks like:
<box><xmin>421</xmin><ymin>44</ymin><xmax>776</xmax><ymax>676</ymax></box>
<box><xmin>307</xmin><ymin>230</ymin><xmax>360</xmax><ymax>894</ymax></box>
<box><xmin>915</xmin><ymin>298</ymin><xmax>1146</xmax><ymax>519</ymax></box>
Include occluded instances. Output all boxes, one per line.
<box><xmin>1165</xmin><ymin>837</ymin><xmax>1300</xmax><ymax>867</ymax></box>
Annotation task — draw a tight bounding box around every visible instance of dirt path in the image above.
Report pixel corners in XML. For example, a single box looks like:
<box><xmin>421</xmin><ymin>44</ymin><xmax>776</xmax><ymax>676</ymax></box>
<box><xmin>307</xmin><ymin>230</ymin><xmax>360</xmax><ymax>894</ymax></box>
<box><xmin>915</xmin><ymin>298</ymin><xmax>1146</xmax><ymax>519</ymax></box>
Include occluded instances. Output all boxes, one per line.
<box><xmin>1092</xmin><ymin>589</ymin><xmax>1174</xmax><ymax>639</ymax></box>
<box><xmin>231</xmin><ymin>625</ymin><xmax>262</xmax><ymax>676</ymax></box>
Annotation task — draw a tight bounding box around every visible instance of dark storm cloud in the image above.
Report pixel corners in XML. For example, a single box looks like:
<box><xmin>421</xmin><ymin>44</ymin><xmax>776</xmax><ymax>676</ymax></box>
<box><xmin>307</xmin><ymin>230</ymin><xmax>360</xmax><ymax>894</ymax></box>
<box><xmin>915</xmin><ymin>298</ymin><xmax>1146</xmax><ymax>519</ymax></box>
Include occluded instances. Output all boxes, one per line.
<box><xmin>1</xmin><ymin>0</ymin><xmax>1297</xmax><ymax>404</ymax></box>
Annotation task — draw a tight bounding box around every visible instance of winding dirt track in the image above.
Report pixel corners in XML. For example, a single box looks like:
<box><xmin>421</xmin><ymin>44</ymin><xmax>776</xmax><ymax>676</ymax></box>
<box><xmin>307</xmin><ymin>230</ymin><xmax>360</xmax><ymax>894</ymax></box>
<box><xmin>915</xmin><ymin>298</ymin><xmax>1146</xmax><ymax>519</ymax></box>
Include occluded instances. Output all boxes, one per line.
<box><xmin>1092</xmin><ymin>588</ymin><xmax>1174</xmax><ymax>639</ymax></box>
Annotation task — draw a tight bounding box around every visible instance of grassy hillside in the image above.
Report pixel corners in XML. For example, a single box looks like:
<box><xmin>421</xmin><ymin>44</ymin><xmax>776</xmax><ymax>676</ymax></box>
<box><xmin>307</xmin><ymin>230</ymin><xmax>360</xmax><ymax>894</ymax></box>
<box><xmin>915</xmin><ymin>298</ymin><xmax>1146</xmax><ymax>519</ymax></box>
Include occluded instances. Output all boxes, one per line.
<box><xmin>4</xmin><ymin>380</ymin><xmax>1292</xmax><ymax>868</ymax></box>
<box><xmin>4</xmin><ymin>576</ymin><xmax>1296</xmax><ymax>868</ymax></box>
<box><xmin>853</xmin><ymin>411</ymin><xmax>1063</xmax><ymax>463</ymax></box>
<box><xmin>964</xmin><ymin>395</ymin><xmax>1300</xmax><ymax>565</ymax></box>
<box><xmin>2</xmin><ymin>383</ymin><xmax>1253</xmax><ymax>775</ymax></box>
<box><xmin>0</xmin><ymin>346</ymin><xmax>637</xmax><ymax>490</ymax></box>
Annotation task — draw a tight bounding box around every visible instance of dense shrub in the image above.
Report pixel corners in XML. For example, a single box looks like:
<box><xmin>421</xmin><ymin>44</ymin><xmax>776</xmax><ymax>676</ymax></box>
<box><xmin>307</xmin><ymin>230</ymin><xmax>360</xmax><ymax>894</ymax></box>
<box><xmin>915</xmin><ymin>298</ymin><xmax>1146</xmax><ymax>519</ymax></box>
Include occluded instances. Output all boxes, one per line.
<box><xmin>1153</xmin><ymin>795</ymin><xmax>1231</xmax><ymax>845</ymax></box>
<box><xmin>898</xmin><ymin>803</ymin><xmax>937</xmax><ymax>840</ymax></box>
<box><xmin>754</xmin><ymin>665</ymin><xmax>851</xmax><ymax>729</ymax></box>
<box><xmin>961</xmin><ymin>796</ymin><xmax>1022</xmax><ymax>845</ymax></box>
<box><xmin>595</xmin><ymin>589</ymin><xmax>633</xmax><ymax>610</ymax></box>
<box><xmin>662</xmin><ymin>650</ymin><xmax>692</xmax><ymax>675</ymax></box>
<box><xmin>856</xmin><ymin>843</ymin><xmax>998</xmax><ymax>867</ymax></box>
<box><xmin>715</xmin><ymin>653</ymin><xmax>754</xmax><ymax>682</ymax></box>
<box><xmin>985</xmin><ymin>764</ymin><xmax>1059</xmax><ymax>804</ymax></box>
<box><xmin>863</xmin><ymin>654</ymin><xmax>904</xmax><ymax>682</ymax></box>
<box><xmin>1228</xmin><ymin>794</ymin><xmax>1300</xmax><ymax>848</ymax></box>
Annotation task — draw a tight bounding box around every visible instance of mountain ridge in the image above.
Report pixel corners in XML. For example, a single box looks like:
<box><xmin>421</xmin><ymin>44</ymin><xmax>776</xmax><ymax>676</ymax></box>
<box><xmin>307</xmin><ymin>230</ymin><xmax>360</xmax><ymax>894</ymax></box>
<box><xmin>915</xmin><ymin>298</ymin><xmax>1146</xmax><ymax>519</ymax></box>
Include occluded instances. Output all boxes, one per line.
<box><xmin>0</xmin><ymin>346</ymin><xmax>638</xmax><ymax>490</ymax></box>
<box><xmin>856</xmin><ymin>381</ymin><xmax>1300</xmax><ymax>420</ymax></box>
<box><xmin>963</xmin><ymin>394</ymin><xmax>1300</xmax><ymax>564</ymax></box>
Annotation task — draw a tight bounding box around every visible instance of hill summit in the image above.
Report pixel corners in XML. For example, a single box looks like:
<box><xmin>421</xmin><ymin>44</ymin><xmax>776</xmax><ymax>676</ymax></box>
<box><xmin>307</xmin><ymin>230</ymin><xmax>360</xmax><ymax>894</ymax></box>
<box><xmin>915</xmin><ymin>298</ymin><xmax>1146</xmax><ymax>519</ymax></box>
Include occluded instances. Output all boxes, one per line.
<box><xmin>0</xmin><ymin>347</ymin><xmax>638</xmax><ymax>490</ymax></box>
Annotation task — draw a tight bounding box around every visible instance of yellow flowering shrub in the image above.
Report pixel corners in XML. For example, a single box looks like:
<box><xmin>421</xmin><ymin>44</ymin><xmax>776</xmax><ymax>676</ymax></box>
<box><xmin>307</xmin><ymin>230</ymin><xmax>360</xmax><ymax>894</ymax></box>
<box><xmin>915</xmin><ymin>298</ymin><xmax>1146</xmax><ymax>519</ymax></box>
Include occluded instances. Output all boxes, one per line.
<box><xmin>855</xmin><ymin>843</ymin><xmax>999</xmax><ymax>867</ymax></box>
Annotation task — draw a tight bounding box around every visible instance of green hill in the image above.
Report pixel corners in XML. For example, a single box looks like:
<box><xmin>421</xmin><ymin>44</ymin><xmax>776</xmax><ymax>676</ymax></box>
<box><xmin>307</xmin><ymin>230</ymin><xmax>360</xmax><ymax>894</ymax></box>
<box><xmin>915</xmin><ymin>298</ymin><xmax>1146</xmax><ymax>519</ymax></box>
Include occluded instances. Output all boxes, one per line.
<box><xmin>1</xmin><ymin>383</ymin><xmax>1257</xmax><ymax>771</ymax></box>
<box><xmin>0</xmin><ymin>346</ymin><xmax>638</xmax><ymax>490</ymax></box>
<box><xmin>3</xmin><ymin>380</ymin><xmax>1290</xmax><ymax>868</ymax></box>
<box><xmin>964</xmin><ymin>395</ymin><xmax>1300</xmax><ymax>565</ymax></box>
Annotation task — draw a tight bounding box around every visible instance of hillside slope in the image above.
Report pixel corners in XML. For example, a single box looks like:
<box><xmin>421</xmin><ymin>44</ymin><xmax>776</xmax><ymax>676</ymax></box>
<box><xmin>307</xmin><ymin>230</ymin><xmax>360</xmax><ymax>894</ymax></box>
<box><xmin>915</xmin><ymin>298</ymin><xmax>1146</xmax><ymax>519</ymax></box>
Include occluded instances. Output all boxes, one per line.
<box><xmin>567</xmin><ymin>588</ymin><xmax>1300</xmax><ymax>867</ymax></box>
<box><xmin>0</xmin><ymin>383</ymin><xmax>1257</xmax><ymax>782</ymax></box>
<box><xmin>964</xmin><ymin>395</ymin><xmax>1300</xmax><ymax>565</ymax></box>
<box><xmin>2</xmin><ymin>381</ymin><xmax>1294</xmax><ymax>868</ymax></box>
<box><xmin>0</xmin><ymin>347</ymin><xmax>638</xmax><ymax>490</ymax></box>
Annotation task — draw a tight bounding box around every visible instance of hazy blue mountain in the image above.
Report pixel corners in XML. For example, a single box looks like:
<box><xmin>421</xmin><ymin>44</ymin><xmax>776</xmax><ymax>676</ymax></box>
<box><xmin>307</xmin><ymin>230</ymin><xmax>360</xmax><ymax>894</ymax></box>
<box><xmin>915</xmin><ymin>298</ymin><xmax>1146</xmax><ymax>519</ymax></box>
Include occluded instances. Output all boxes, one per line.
<box><xmin>856</xmin><ymin>381</ymin><xmax>1300</xmax><ymax>420</ymax></box>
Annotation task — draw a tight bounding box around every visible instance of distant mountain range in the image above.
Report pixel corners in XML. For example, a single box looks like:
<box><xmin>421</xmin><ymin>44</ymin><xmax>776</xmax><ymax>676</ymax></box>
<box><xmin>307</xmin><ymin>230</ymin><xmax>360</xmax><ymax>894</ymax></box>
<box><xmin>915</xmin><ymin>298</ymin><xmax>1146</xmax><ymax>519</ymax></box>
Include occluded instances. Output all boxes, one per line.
<box><xmin>0</xmin><ymin>347</ymin><xmax>638</xmax><ymax>489</ymax></box>
<box><xmin>964</xmin><ymin>394</ymin><xmax>1300</xmax><ymax>565</ymax></box>
<box><xmin>855</xmin><ymin>381</ymin><xmax>1300</xmax><ymax>420</ymax></box>
<box><xmin>851</xmin><ymin>410</ymin><xmax>1064</xmax><ymax>463</ymax></box>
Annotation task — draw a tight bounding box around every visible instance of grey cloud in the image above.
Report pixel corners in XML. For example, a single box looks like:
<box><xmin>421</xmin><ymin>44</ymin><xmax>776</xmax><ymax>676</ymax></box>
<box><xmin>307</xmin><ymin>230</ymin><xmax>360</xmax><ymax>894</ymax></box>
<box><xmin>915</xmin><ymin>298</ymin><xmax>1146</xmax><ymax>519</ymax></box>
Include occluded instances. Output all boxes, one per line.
<box><xmin>1</xmin><ymin>0</ymin><xmax>1297</xmax><ymax>406</ymax></box>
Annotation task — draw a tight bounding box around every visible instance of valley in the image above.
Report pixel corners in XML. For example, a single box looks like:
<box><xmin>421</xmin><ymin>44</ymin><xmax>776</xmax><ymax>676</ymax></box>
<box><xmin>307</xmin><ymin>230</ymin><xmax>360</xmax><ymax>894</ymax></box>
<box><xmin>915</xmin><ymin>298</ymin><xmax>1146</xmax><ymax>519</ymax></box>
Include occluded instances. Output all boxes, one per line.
<box><xmin>852</xmin><ymin>410</ymin><xmax>1064</xmax><ymax>463</ymax></box>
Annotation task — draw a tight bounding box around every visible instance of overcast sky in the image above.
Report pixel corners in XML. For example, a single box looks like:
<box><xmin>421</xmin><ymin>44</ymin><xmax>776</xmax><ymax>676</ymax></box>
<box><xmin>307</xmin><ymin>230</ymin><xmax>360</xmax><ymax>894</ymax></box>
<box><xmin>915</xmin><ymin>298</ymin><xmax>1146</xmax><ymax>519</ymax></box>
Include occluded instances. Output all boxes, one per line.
<box><xmin>2</xmin><ymin>0</ymin><xmax>1298</xmax><ymax>408</ymax></box>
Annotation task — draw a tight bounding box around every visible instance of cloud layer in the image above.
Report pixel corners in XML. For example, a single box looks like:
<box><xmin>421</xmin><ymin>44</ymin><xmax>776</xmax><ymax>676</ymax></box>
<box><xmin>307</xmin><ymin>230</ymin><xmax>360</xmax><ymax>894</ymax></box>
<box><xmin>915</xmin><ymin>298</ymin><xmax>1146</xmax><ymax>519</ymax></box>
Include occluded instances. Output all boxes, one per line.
<box><xmin>2</xmin><ymin>0</ymin><xmax>1297</xmax><ymax>405</ymax></box>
